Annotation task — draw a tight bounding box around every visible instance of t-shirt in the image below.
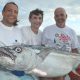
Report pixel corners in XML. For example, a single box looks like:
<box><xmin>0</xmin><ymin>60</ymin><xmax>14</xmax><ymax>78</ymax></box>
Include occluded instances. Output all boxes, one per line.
<box><xmin>21</xmin><ymin>26</ymin><xmax>41</xmax><ymax>79</ymax></box>
<box><xmin>42</xmin><ymin>24</ymin><xmax>79</xmax><ymax>52</ymax></box>
<box><xmin>21</xmin><ymin>26</ymin><xmax>42</xmax><ymax>45</ymax></box>
<box><xmin>0</xmin><ymin>22</ymin><xmax>23</xmax><ymax>46</ymax></box>
<box><xmin>0</xmin><ymin>22</ymin><xmax>25</xmax><ymax>77</ymax></box>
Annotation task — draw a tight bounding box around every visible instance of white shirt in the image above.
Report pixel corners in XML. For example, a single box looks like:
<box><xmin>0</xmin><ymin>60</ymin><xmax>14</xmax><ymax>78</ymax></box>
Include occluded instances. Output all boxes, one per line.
<box><xmin>21</xmin><ymin>26</ymin><xmax>42</xmax><ymax>45</ymax></box>
<box><xmin>42</xmin><ymin>24</ymin><xmax>79</xmax><ymax>52</ymax></box>
<box><xmin>0</xmin><ymin>22</ymin><xmax>23</xmax><ymax>46</ymax></box>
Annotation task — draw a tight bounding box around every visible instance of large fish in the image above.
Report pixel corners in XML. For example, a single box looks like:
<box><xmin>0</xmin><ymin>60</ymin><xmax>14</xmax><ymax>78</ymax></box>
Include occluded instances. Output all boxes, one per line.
<box><xmin>0</xmin><ymin>44</ymin><xmax>80</xmax><ymax>77</ymax></box>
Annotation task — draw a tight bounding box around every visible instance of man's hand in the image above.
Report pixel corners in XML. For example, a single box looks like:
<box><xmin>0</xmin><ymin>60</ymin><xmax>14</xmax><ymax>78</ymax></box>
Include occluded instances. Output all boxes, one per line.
<box><xmin>69</xmin><ymin>64</ymin><xmax>80</xmax><ymax>80</ymax></box>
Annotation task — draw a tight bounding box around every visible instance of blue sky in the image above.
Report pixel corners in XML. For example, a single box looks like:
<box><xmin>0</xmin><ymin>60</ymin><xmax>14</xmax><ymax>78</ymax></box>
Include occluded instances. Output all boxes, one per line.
<box><xmin>0</xmin><ymin>0</ymin><xmax>80</xmax><ymax>35</ymax></box>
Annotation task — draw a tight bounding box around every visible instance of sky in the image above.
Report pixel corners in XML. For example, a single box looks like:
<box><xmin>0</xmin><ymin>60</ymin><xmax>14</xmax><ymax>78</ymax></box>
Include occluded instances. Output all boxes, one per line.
<box><xmin>0</xmin><ymin>0</ymin><xmax>80</xmax><ymax>35</ymax></box>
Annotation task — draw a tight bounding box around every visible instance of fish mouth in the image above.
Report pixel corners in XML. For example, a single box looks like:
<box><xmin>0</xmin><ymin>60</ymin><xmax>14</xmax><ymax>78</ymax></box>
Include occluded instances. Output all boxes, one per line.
<box><xmin>0</xmin><ymin>47</ymin><xmax>16</xmax><ymax>61</ymax></box>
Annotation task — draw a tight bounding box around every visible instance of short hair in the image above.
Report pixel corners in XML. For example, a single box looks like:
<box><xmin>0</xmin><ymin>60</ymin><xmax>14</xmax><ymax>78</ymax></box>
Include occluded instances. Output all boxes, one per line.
<box><xmin>2</xmin><ymin>2</ymin><xmax>18</xmax><ymax>26</ymax></box>
<box><xmin>29</xmin><ymin>9</ymin><xmax>43</xmax><ymax>19</ymax></box>
<box><xmin>54</xmin><ymin>7</ymin><xmax>67</xmax><ymax>15</ymax></box>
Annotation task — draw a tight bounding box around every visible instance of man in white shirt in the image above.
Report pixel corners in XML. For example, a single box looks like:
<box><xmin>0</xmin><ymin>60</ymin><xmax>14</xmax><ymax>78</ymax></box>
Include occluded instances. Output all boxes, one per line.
<box><xmin>0</xmin><ymin>2</ymin><xmax>24</xmax><ymax>80</ymax></box>
<box><xmin>21</xmin><ymin>9</ymin><xmax>43</xmax><ymax>46</ymax></box>
<box><xmin>0</xmin><ymin>2</ymin><xmax>22</xmax><ymax>46</ymax></box>
<box><xmin>42</xmin><ymin>7</ymin><xmax>79</xmax><ymax>80</ymax></box>
<box><xmin>21</xmin><ymin>9</ymin><xmax>43</xmax><ymax>80</ymax></box>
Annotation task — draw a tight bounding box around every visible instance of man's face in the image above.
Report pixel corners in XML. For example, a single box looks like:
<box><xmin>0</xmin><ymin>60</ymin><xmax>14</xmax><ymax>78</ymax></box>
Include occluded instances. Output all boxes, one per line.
<box><xmin>54</xmin><ymin>8</ymin><xmax>67</xmax><ymax>27</ymax></box>
<box><xmin>2</xmin><ymin>4</ymin><xmax>18</xmax><ymax>25</ymax></box>
<box><xmin>29</xmin><ymin>14</ymin><xmax>43</xmax><ymax>29</ymax></box>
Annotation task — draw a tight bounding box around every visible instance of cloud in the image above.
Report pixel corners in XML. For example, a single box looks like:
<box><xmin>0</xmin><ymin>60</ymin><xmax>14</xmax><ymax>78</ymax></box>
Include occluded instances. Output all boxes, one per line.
<box><xmin>1</xmin><ymin>0</ymin><xmax>79</xmax><ymax>18</ymax></box>
<box><xmin>0</xmin><ymin>0</ymin><xmax>80</xmax><ymax>35</ymax></box>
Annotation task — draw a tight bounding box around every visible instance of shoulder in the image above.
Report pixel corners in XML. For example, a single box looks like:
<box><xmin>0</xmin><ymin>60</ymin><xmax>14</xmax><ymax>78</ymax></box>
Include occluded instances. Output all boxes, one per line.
<box><xmin>66</xmin><ymin>26</ymin><xmax>76</xmax><ymax>34</ymax></box>
<box><xmin>38</xmin><ymin>29</ymin><xmax>42</xmax><ymax>33</ymax></box>
<box><xmin>0</xmin><ymin>21</ymin><xmax>6</xmax><ymax>29</ymax></box>
<box><xmin>21</xmin><ymin>26</ymin><xmax>30</xmax><ymax>30</ymax></box>
<box><xmin>13</xmin><ymin>27</ymin><xmax>22</xmax><ymax>35</ymax></box>
<box><xmin>21</xmin><ymin>26</ymin><xmax>30</xmax><ymax>32</ymax></box>
<box><xmin>38</xmin><ymin>30</ymin><xmax>42</xmax><ymax>36</ymax></box>
<box><xmin>43</xmin><ymin>24</ymin><xmax>55</xmax><ymax>32</ymax></box>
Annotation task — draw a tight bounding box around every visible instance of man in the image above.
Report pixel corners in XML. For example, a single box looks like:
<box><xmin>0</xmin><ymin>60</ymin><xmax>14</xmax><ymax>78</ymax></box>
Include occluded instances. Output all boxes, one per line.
<box><xmin>21</xmin><ymin>9</ymin><xmax>43</xmax><ymax>80</ymax></box>
<box><xmin>21</xmin><ymin>9</ymin><xmax>43</xmax><ymax>45</ymax></box>
<box><xmin>42</xmin><ymin>7</ymin><xmax>79</xmax><ymax>80</ymax></box>
<box><xmin>0</xmin><ymin>2</ymin><xmax>23</xmax><ymax>80</ymax></box>
<box><xmin>0</xmin><ymin>2</ymin><xmax>22</xmax><ymax>46</ymax></box>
